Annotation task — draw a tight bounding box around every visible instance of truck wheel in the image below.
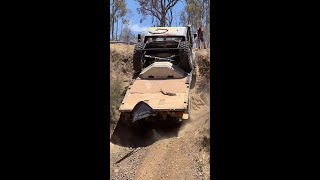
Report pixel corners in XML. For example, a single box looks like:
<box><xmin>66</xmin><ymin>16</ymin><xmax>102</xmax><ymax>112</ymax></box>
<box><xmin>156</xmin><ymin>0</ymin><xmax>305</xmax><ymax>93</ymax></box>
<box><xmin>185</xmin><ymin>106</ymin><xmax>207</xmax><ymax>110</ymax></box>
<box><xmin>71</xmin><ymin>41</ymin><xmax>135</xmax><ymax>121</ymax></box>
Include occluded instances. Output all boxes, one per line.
<box><xmin>132</xmin><ymin>42</ymin><xmax>145</xmax><ymax>72</ymax></box>
<box><xmin>179</xmin><ymin>41</ymin><xmax>193</xmax><ymax>73</ymax></box>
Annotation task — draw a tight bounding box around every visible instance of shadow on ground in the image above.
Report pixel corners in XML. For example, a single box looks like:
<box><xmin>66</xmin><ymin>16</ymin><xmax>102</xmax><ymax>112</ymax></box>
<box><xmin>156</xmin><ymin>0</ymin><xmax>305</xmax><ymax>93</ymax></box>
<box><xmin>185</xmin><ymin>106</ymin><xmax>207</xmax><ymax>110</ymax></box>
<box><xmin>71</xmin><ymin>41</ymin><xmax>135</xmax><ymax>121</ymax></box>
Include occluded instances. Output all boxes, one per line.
<box><xmin>110</xmin><ymin>116</ymin><xmax>188</xmax><ymax>148</ymax></box>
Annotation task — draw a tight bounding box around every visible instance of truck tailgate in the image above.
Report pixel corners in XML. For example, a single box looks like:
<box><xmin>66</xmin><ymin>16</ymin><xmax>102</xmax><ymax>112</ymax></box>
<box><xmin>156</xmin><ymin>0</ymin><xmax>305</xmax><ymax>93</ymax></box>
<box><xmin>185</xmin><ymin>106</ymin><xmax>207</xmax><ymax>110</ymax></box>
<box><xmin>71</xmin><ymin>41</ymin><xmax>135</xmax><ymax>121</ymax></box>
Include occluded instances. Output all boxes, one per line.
<box><xmin>119</xmin><ymin>77</ymin><xmax>190</xmax><ymax>112</ymax></box>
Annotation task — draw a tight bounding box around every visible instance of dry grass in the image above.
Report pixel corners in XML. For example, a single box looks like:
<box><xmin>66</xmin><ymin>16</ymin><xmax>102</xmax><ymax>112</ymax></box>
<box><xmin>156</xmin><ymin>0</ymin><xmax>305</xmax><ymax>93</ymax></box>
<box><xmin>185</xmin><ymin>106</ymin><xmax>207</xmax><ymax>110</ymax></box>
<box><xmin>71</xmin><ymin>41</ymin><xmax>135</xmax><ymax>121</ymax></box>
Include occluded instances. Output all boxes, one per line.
<box><xmin>110</xmin><ymin>77</ymin><xmax>124</xmax><ymax>121</ymax></box>
<box><xmin>109</xmin><ymin>44</ymin><xmax>135</xmax><ymax>125</ymax></box>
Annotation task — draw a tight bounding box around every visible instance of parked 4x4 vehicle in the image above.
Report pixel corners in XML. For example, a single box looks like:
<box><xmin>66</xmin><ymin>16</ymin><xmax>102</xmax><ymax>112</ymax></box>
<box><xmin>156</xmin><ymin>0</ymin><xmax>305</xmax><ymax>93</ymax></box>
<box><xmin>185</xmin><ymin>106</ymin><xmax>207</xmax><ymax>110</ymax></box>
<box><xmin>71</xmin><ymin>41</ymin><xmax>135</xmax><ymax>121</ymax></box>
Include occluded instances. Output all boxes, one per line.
<box><xmin>133</xmin><ymin>26</ymin><xmax>195</xmax><ymax>73</ymax></box>
<box><xmin>119</xmin><ymin>26</ymin><xmax>196</xmax><ymax>128</ymax></box>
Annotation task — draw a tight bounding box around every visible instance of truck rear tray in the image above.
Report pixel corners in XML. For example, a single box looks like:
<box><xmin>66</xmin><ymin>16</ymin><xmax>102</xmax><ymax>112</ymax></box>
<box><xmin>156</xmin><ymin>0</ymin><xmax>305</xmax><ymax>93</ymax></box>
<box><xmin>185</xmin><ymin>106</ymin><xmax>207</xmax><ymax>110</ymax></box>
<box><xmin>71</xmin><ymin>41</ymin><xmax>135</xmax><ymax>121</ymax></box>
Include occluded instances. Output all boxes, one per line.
<box><xmin>119</xmin><ymin>77</ymin><xmax>190</xmax><ymax>112</ymax></box>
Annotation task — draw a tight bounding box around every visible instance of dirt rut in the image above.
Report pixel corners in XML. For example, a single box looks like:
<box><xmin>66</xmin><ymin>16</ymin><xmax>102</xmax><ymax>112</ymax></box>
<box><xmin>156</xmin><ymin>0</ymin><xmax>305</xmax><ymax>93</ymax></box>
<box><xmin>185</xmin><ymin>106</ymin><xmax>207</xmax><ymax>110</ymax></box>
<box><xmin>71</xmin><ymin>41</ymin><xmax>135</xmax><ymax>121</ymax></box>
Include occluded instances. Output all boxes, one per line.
<box><xmin>109</xmin><ymin>45</ymin><xmax>210</xmax><ymax>180</ymax></box>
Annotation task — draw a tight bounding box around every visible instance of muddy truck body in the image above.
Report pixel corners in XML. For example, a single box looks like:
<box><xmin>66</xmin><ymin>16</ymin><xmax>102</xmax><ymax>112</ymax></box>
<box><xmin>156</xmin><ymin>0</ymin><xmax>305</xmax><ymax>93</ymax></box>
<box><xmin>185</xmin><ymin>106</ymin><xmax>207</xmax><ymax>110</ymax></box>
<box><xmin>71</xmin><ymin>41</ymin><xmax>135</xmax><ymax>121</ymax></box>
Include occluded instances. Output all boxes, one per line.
<box><xmin>119</xmin><ymin>26</ymin><xmax>196</xmax><ymax>126</ymax></box>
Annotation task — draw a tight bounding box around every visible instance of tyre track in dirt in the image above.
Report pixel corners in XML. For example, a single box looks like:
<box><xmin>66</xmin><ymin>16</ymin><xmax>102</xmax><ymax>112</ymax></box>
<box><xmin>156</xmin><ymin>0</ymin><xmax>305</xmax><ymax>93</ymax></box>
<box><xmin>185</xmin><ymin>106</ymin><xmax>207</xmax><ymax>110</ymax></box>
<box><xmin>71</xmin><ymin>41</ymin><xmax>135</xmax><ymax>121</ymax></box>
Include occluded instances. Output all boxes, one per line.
<box><xmin>110</xmin><ymin>46</ymin><xmax>210</xmax><ymax>180</ymax></box>
<box><xmin>110</xmin><ymin>98</ymin><xmax>210</xmax><ymax>180</ymax></box>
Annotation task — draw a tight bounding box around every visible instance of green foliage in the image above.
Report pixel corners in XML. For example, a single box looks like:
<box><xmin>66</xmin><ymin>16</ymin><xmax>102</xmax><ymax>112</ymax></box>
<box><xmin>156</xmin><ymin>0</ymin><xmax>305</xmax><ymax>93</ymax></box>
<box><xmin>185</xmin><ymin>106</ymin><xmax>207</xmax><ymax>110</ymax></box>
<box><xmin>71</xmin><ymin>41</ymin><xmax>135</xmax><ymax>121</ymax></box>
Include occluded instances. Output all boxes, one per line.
<box><xmin>110</xmin><ymin>77</ymin><xmax>125</xmax><ymax>123</ymax></box>
<box><xmin>110</xmin><ymin>0</ymin><xmax>129</xmax><ymax>40</ymax></box>
<box><xmin>136</xmin><ymin>0</ymin><xmax>179</xmax><ymax>27</ymax></box>
<box><xmin>180</xmin><ymin>0</ymin><xmax>201</xmax><ymax>28</ymax></box>
<box><xmin>110</xmin><ymin>77</ymin><xmax>124</xmax><ymax>108</ymax></box>
<box><xmin>180</xmin><ymin>0</ymin><xmax>210</xmax><ymax>47</ymax></box>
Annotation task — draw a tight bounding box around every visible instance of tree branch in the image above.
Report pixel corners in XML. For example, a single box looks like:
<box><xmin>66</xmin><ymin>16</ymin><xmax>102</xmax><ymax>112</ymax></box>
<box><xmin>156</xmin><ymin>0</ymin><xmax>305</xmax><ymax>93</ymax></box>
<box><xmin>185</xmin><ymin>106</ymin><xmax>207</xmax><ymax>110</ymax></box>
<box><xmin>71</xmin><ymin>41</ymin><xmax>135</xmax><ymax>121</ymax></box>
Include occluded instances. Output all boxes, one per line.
<box><xmin>160</xmin><ymin>0</ymin><xmax>164</xmax><ymax>11</ymax></box>
<box><xmin>166</xmin><ymin>8</ymin><xmax>173</xmax><ymax>26</ymax></box>
<box><xmin>166</xmin><ymin>0</ymin><xmax>179</xmax><ymax>13</ymax></box>
<box><xmin>140</xmin><ymin>5</ymin><xmax>161</xmax><ymax>22</ymax></box>
<box><xmin>151</xmin><ymin>0</ymin><xmax>162</xmax><ymax>15</ymax></box>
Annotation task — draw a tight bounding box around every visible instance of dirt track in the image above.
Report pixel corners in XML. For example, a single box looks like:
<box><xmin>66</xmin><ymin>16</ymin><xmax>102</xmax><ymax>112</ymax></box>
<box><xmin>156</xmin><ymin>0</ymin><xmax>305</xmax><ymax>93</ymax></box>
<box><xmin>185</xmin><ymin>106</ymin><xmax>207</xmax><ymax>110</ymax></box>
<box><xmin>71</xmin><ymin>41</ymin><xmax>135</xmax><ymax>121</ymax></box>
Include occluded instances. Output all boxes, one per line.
<box><xmin>109</xmin><ymin>44</ymin><xmax>210</xmax><ymax>180</ymax></box>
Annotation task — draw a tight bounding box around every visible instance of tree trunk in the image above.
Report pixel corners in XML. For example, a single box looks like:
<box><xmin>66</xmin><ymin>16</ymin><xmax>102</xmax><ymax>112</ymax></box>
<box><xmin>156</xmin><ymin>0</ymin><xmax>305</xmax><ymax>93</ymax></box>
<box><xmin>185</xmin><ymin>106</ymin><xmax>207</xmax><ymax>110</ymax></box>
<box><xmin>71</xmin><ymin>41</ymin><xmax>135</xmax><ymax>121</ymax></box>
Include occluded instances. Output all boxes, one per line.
<box><xmin>111</xmin><ymin>3</ymin><xmax>114</xmax><ymax>41</ymax></box>
<box><xmin>160</xmin><ymin>10</ymin><xmax>166</xmax><ymax>26</ymax></box>
<box><xmin>120</xmin><ymin>21</ymin><xmax>123</xmax><ymax>41</ymax></box>
<box><xmin>116</xmin><ymin>17</ymin><xmax>119</xmax><ymax>41</ymax></box>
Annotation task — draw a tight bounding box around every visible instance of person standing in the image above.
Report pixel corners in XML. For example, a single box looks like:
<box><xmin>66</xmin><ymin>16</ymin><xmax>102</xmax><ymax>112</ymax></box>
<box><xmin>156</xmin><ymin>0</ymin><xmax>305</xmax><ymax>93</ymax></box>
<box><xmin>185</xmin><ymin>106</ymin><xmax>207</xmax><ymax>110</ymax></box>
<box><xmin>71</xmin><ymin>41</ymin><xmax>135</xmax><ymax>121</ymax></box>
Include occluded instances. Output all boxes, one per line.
<box><xmin>197</xmin><ymin>26</ymin><xmax>207</xmax><ymax>49</ymax></box>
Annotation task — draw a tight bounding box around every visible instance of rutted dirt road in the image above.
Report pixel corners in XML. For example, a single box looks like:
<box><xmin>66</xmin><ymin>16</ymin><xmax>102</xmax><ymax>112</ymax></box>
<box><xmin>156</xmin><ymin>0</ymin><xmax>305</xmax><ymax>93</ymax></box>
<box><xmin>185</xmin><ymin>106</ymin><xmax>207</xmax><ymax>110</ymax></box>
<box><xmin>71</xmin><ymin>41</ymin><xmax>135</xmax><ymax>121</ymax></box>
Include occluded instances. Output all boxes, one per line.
<box><xmin>109</xmin><ymin>44</ymin><xmax>210</xmax><ymax>180</ymax></box>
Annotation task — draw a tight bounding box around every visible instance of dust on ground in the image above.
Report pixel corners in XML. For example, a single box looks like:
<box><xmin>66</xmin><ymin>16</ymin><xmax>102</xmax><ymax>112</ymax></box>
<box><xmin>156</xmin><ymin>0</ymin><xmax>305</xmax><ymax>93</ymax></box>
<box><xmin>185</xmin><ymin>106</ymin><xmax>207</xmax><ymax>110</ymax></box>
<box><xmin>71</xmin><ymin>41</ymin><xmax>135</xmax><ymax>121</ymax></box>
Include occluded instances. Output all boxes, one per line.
<box><xmin>109</xmin><ymin>44</ymin><xmax>210</xmax><ymax>180</ymax></box>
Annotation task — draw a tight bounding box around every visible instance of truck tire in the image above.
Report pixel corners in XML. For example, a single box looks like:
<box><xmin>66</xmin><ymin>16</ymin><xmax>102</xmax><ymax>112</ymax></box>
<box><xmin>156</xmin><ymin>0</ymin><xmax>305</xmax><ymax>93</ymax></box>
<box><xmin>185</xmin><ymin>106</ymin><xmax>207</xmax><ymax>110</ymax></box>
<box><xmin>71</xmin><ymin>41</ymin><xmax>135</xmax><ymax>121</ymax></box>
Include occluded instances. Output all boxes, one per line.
<box><xmin>179</xmin><ymin>41</ymin><xmax>193</xmax><ymax>73</ymax></box>
<box><xmin>132</xmin><ymin>42</ymin><xmax>145</xmax><ymax>72</ymax></box>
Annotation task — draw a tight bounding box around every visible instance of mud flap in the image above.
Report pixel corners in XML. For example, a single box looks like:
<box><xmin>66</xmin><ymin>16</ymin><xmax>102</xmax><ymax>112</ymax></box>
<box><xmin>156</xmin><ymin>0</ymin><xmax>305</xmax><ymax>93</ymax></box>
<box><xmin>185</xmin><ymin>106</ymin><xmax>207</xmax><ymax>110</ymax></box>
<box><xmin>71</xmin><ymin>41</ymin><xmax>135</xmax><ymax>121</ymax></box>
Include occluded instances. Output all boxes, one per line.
<box><xmin>132</xmin><ymin>101</ymin><xmax>156</xmax><ymax>123</ymax></box>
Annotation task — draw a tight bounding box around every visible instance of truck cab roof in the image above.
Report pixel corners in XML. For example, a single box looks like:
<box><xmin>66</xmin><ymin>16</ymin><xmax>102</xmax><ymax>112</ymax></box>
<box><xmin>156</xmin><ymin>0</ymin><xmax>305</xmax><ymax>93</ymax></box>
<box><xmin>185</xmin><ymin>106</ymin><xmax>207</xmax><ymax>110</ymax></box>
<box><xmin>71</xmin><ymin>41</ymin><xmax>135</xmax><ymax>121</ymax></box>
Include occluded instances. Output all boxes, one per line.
<box><xmin>145</xmin><ymin>27</ymin><xmax>188</xmax><ymax>37</ymax></box>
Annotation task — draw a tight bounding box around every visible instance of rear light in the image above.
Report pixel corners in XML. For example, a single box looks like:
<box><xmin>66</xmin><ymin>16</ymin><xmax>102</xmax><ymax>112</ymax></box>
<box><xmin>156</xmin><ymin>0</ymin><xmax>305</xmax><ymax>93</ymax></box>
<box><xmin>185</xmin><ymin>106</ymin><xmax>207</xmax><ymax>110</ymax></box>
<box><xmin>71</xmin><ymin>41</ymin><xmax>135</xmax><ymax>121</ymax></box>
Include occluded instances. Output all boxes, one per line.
<box><xmin>176</xmin><ymin>112</ymin><xmax>183</xmax><ymax>117</ymax></box>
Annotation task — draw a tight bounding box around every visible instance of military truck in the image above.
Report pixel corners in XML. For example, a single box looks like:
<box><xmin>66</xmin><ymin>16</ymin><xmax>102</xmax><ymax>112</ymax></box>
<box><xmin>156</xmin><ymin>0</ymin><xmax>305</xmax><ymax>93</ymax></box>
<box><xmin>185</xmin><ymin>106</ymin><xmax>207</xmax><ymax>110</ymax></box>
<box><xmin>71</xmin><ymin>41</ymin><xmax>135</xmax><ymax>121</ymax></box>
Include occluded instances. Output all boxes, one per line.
<box><xmin>119</xmin><ymin>26</ymin><xmax>196</xmax><ymax>127</ymax></box>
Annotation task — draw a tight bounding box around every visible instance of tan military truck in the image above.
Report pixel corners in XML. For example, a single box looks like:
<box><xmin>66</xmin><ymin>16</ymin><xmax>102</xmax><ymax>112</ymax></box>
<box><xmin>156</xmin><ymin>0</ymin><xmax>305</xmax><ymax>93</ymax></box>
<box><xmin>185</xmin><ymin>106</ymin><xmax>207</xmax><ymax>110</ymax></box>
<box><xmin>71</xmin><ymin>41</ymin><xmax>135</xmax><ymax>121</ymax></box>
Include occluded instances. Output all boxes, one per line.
<box><xmin>119</xmin><ymin>26</ymin><xmax>196</xmax><ymax>127</ymax></box>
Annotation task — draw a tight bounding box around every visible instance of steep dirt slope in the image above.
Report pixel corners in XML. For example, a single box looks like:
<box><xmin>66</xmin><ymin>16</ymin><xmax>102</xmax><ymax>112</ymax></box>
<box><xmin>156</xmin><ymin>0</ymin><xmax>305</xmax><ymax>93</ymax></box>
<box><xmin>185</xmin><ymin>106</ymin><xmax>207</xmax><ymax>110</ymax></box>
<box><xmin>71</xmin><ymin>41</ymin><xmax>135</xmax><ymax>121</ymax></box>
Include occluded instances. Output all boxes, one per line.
<box><xmin>109</xmin><ymin>44</ymin><xmax>134</xmax><ymax>81</ymax></box>
<box><xmin>109</xmin><ymin>45</ymin><xmax>210</xmax><ymax>180</ymax></box>
<box><xmin>110</xmin><ymin>44</ymin><xmax>135</xmax><ymax>133</ymax></box>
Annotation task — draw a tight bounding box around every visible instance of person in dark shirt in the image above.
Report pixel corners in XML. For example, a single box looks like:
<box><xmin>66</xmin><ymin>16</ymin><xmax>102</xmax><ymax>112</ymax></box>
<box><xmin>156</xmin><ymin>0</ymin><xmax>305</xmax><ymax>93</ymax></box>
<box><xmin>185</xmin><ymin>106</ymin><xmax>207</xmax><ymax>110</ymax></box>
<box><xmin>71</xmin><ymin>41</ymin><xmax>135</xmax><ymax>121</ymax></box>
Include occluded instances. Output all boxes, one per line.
<box><xmin>197</xmin><ymin>26</ymin><xmax>207</xmax><ymax>49</ymax></box>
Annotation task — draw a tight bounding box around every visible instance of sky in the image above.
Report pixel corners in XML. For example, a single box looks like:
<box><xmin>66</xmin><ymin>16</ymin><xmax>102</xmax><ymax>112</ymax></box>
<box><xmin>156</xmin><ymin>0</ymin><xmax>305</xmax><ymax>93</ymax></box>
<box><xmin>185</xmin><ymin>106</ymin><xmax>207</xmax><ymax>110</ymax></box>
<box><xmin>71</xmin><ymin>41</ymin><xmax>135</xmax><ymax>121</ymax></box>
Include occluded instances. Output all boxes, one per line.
<box><xmin>112</xmin><ymin>0</ymin><xmax>185</xmax><ymax>37</ymax></box>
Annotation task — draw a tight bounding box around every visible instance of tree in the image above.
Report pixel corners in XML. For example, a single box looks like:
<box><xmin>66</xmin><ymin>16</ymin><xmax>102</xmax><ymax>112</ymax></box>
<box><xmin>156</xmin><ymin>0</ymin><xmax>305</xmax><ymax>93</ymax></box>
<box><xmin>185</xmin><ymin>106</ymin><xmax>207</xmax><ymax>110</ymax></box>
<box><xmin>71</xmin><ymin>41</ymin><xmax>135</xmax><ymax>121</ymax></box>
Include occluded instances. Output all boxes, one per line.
<box><xmin>110</xmin><ymin>0</ymin><xmax>127</xmax><ymax>40</ymax></box>
<box><xmin>136</xmin><ymin>0</ymin><xmax>179</xmax><ymax>27</ymax></box>
<box><xmin>179</xmin><ymin>0</ymin><xmax>210</xmax><ymax>47</ymax></box>
<box><xmin>179</xmin><ymin>0</ymin><xmax>201</xmax><ymax>30</ymax></box>
<box><xmin>119</xmin><ymin>25</ymin><xmax>135</xmax><ymax>42</ymax></box>
<box><xmin>119</xmin><ymin>19</ymin><xmax>134</xmax><ymax>42</ymax></box>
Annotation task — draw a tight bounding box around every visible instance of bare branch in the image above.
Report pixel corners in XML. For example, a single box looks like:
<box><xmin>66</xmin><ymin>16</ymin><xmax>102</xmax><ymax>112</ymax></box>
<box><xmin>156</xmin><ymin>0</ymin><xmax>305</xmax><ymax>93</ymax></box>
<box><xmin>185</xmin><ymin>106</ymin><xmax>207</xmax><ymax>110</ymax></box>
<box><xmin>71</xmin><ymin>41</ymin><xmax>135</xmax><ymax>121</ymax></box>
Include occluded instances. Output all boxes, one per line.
<box><xmin>166</xmin><ymin>8</ymin><xmax>173</xmax><ymax>26</ymax></box>
<box><xmin>151</xmin><ymin>0</ymin><xmax>162</xmax><ymax>15</ymax></box>
<box><xmin>140</xmin><ymin>5</ymin><xmax>161</xmax><ymax>22</ymax></box>
<box><xmin>166</xmin><ymin>0</ymin><xmax>179</xmax><ymax>13</ymax></box>
<box><xmin>136</xmin><ymin>0</ymin><xmax>179</xmax><ymax>27</ymax></box>
<box><xmin>160</xmin><ymin>0</ymin><xmax>164</xmax><ymax>11</ymax></box>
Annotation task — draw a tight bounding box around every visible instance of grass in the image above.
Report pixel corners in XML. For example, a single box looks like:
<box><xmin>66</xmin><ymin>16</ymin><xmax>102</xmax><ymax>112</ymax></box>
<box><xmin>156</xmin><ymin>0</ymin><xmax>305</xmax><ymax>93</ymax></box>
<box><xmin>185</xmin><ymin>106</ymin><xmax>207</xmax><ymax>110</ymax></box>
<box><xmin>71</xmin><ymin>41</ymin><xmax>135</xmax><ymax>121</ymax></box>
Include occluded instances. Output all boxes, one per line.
<box><xmin>110</xmin><ymin>77</ymin><xmax>123</xmax><ymax>107</ymax></box>
<box><xmin>110</xmin><ymin>77</ymin><xmax>124</xmax><ymax>123</ymax></box>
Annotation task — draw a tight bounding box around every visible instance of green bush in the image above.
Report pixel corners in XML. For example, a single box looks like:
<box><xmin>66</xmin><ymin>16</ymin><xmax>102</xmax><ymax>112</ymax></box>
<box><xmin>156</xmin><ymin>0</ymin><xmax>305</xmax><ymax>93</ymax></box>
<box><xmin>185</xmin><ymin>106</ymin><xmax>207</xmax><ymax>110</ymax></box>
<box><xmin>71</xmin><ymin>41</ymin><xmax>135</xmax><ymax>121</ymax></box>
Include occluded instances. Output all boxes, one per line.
<box><xmin>110</xmin><ymin>78</ymin><xmax>123</xmax><ymax>108</ymax></box>
<box><xmin>110</xmin><ymin>77</ymin><xmax>124</xmax><ymax>123</ymax></box>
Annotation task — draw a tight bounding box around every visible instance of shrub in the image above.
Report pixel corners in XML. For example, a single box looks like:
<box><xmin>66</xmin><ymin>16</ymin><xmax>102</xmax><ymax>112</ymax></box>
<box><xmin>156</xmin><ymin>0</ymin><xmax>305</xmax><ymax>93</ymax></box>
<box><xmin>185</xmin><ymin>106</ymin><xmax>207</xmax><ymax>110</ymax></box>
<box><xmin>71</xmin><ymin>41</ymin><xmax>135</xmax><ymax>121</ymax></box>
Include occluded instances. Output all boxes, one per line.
<box><xmin>110</xmin><ymin>77</ymin><xmax>124</xmax><ymax>123</ymax></box>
